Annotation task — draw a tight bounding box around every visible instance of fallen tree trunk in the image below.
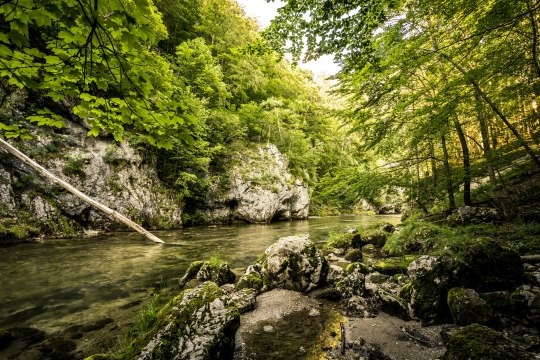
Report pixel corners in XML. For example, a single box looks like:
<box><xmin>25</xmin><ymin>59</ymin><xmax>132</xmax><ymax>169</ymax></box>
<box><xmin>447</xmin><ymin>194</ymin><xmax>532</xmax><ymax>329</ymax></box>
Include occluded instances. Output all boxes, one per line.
<box><xmin>0</xmin><ymin>138</ymin><xmax>165</xmax><ymax>244</ymax></box>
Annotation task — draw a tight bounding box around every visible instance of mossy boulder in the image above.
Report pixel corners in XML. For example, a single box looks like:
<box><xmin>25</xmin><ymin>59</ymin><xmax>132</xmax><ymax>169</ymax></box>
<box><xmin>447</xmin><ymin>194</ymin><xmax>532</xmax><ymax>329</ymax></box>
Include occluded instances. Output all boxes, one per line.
<box><xmin>447</xmin><ymin>288</ymin><xmax>493</xmax><ymax>325</ymax></box>
<box><xmin>260</xmin><ymin>234</ymin><xmax>328</xmax><ymax>292</ymax></box>
<box><xmin>344</xmin><ymin>248</ymin><xmax>363</xmax><ymax>262</ymax></box>
<box><xmin>351</xmin><ymin>230</ymin><xmax>388</xmax><ymax>249</ymax></box>
<box><xmin>137</xmin><ymin>282</ymin><xmax>240</xmax><ymax>360</ymax></box>
<box><xmin>179</xmin><ymin>258</ymin><xmax>236</xmax><ymax>288</ymax></box>
<box><xmin>453</xmin><ymin>240</ymin><xmax>523</xmax><ymax>292</ymax></box>
<box><xmin>336</xmin><ymin>266</ymin><xmax>366</xmax><ymax>299</ymax></box>
<box><xmin>236</xmin><ymin>264</ymin><xmax>264</xmax><ymax>293</ymax></box>
<box><xmin>442</xmin><ymin>324</ymin><xmax>530</xmax><ymax>360</ymax></box>
<box><xmin>408</xmin><ymin>240</ymin><xmax>524</xmax><ymax>325</ymax></box>
<box><xmin>408</xmin><ymin>254</ymin><xmax>464</xmax><ymax>325</ymax></box>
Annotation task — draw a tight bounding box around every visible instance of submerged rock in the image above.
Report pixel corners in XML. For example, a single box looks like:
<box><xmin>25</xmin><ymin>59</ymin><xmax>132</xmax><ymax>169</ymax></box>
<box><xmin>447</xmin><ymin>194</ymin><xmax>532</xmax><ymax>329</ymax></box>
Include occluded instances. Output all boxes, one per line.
<box><xmin>137</xmin><ymin>282</ymin><xmax>240</xmax><ymax>360</ymax></box>
<box><xmin>442</xmin><ymin>324</ymin><xmax>530</xmax><ymax>360</ymax></box>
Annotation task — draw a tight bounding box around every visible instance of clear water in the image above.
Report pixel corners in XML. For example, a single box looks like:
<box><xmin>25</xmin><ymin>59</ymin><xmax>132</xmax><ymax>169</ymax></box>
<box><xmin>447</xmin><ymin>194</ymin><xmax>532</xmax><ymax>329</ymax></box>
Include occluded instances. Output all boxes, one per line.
<box><xmin>0</xmin><ymin>215</ymin><xmax>399</xmax><ymax>350</ymax></box>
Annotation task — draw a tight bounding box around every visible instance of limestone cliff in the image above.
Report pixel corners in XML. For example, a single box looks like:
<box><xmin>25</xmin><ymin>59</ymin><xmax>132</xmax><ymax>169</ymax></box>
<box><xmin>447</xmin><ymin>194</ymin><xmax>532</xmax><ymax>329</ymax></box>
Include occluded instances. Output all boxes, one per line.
<box><xmin>202</xmin><ymin>144</ymin><xmax>309</xmax><ymax>223</ymax></box>
<box><xmin>0</xmin><ymin>122</ymin><xmax>182</xmax><ymax>240</ymax></box>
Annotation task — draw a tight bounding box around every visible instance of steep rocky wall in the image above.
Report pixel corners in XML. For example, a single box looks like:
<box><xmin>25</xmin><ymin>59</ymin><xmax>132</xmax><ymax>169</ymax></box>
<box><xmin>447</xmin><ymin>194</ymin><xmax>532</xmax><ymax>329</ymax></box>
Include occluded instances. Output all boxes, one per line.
<box><xmin>202</xmin><ymin>144</ymin><xmax>309</xmax><ymax>223</ymax></box>
<box><xmin>0</xmin><ymin>122</ymin><xmax>182</xmax><ymax>240</ymax></box>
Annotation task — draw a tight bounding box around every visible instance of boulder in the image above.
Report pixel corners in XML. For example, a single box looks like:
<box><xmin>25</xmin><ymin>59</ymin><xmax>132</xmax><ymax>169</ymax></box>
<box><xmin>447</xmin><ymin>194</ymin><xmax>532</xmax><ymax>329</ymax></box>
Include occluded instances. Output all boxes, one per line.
<box><xmin>442</xmin><ymin>324</ymin><xmax>530</xmax><ymax>360</ymax></box>
<box><xmin>203</xmin><ymin>145</ymin><xmax>309</xmax><ymax>223</ymax></box>
<box><xmin>179</xmin><ymin>259</ymin><xmax>236</xmax><ymax>288</ymax></box>
<box><xmin>230</xmin><ymin>289</ymin><xmax>257</xmax><ymax>314</ymax></box>
<box><xmin>259</xmin><ymin>234</ymin><xmax>328</xmax><ymax>292</ymax></box>
<box><xmin>510</xmin><ymin>285</ymin><xmax>540</xmax><ymax>325</ymax></box>
<box><xmin>344</xmin><ymin>249</ymin><xmax>363</xmax><ymax>262</ymax></box>
<box><xmin>407</xmin><ymin>241</ymin><xmax>523</xmax><ymax>325</ymax></box>
<box><xmin>449</xmin><ymin>206</ymin><xmax>502</xmax><ymax>224</ymax></box>
<box><xmin>447</xmin><ymin>288</ymin><xmax>493</xmax><ymax>325</ymax></box>
<box><xmin>336</xmin><ymin>265</ymin><xmax>366</xmax><ymax>299</ymax></box>
<box><xmin>137</xmin><ymin>282</ymin><xmax>240</xmax><ymax>360</ymax></box>
<box><xmin>235</xmin><ymin>264</ymin><xmax>264</xmax><ymax>293</ymax></box>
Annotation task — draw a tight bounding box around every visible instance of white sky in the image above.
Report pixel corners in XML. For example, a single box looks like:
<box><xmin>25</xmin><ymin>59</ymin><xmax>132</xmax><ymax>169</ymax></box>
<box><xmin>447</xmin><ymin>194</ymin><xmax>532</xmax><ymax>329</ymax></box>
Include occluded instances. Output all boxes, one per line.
<box><xmin>235</xmin><ymin>0</ymin><xmax>341</xmax><ymax>77</ymax></box>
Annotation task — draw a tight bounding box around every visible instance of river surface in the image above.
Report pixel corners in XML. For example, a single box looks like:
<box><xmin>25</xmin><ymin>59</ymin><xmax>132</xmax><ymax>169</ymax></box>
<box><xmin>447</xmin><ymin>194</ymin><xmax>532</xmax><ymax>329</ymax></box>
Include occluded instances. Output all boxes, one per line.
<box><xmin>0</xmin><ymin>215</ymin><xmax>399</xmax><ymax>356</ymax></box>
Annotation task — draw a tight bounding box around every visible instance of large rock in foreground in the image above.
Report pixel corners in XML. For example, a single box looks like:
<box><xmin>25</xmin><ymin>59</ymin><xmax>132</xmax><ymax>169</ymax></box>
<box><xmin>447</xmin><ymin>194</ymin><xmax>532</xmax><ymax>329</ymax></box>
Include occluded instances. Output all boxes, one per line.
<box><xmin>203</xmin><ymin>145</ymin><xmax>309</xmax><ymax>223</ymax></box>
<box><xmin>137</xmin><ymin>282</ymin><xmax>240</xmax><ymax>360</ymax></box>
<box><xmin>407</xmin><ymin>240</ymin><xmax>523</xmax><ymax>325</ymax></box>
<box><xmin>442</xmin><ymin>324</ymin><xmax>530</xmax><ymax>360</ymax></box>
<box><xmin>237</xmin><ymin>234</ymin><xmax>328</xmax><ymax>293</ymax></box>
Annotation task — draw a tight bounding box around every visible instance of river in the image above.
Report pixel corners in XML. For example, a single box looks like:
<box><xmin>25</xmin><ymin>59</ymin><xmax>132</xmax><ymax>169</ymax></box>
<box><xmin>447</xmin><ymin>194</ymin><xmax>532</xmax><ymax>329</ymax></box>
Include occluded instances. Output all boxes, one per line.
<box><xmin>0</xmin><ymin>215</ymin><xmax>400</xmax><ymax>357</ymax></box>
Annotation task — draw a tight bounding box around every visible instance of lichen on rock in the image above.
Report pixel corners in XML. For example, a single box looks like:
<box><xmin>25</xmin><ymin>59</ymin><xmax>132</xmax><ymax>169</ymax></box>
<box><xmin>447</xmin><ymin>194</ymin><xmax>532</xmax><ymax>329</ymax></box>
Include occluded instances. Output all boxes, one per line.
<box><xmin>137</xmin><ymin>282</ymin><xmax>240</xmax><ymax>360</ymax></box>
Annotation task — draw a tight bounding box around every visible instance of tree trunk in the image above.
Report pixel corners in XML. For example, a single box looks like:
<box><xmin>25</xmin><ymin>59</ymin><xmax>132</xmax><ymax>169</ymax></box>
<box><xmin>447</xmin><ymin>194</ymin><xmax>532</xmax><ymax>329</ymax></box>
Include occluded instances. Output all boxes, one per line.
<box><xmin>429</xmin><ymin>141</ymin><xmax>437</xmax><ymax>187</ymax></box>
<box><xmin>528</xmin><ymin>0</ymin><xmax>540</xmax><ymax>81</ymax></box>
<box><xmin>441</xmin><ymin>134</ymin><xmax>456</xmax><ymax>210</ymax></box>
<box><xmin>0</xmin><ymin>138</ymin><xmax>165</xmax><ymax>244</ymax></box>
<box><xmin>475</xmin><ymin>91</ymin><xmax>497</xmax><ymax>184</ymax></box>
<box><xmin>441</xmin><ymin>53</ymin><xmax>540</xmax><ymax>169</ymax></box>
<box><xmin>452</xmin><ymin>116</ymin><xmax>472</xmax><ymax>206</ymax></box>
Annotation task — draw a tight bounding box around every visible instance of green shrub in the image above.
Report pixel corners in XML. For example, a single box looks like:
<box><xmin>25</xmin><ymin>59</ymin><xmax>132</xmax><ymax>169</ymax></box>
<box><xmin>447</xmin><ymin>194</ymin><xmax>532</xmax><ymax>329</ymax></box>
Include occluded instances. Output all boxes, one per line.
<box><xmin>62</xmin><ymin>156</ymin><xmax>85</xmax><ymax>178</ymax></box>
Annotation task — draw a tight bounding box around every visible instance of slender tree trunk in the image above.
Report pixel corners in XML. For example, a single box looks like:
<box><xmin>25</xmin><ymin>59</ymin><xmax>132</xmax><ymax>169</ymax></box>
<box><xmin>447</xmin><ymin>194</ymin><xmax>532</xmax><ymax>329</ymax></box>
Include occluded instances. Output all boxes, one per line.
<box><xmin>452</xmin><ymin>116</ymin><xmax>472</xmax><ymax>205</ymax></box>
<box><xmin>528</xmin><ymin>0</ymin><xmax>540</xmax><ymax>80</ymax></box>
<box><xmin>429</xmin><ymin>141</ymin><xmax>437</xmax><ymax>187</ymax></box>
<box><xmin>441</xmin><ymin>134</ymin><xmax>456</xmax><ymax>210</ymax></box>
<box><xmin>0</xmin><ymin>138</ymin><xmax>165</xmax><ymax>244</ymax></box>
<box><xmin>428</xmin><ymin>27</ymin><xmax>474</xmax><ymax>206</ymax></box>
<box><xmin>441</xmin><ymin>53</ymin><xmax>540</xmax><ymax>169</ymax></box>
<box><xmin>475</xmin><ymin>91</ymin><xmax>497</xmax><ymax>184</ymax></box>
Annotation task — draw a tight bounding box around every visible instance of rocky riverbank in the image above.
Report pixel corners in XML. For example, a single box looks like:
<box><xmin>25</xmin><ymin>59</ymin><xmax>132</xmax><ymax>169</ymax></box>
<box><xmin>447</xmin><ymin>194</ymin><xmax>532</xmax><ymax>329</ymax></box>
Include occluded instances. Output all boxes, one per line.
<box><xmin>48</xmin><ymin>220</ymin><xmax>537</xmax><ymax>360</ymax></box>
<box><xmin>0</xmin><ymin>123</ymin><xmax>309</xmax><ymax>242</ymax></box>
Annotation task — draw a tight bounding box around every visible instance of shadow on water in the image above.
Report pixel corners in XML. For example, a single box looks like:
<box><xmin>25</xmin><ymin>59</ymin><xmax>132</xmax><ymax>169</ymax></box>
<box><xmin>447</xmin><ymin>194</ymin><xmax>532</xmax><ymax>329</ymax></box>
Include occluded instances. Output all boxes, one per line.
<box><xmin>0</xmin><ymin>215</ymin><xmax>399</xmax><ymax>355</ymax></box>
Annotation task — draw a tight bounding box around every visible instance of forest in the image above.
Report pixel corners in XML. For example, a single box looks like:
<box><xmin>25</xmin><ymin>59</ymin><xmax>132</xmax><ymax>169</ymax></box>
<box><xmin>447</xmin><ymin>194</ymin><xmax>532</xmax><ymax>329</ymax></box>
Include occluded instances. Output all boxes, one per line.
<box><xmin>0</xmin><ymin>0</ymin><xmax>540</xmax><ymax>359</ymax></box>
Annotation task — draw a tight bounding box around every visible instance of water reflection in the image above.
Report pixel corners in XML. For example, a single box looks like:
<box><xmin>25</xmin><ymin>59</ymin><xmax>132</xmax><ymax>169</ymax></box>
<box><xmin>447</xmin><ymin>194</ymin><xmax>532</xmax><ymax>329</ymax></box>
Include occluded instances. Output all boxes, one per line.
<box><xmin>0</xmin><ymin>215</ymin><xmax>399</xmax><ymax>334</ymax></box>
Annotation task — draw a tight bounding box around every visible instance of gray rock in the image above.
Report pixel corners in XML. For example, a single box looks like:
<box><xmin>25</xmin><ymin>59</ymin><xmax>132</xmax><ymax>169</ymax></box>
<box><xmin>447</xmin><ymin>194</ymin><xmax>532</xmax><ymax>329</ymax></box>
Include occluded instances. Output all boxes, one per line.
<box><xmin>0</xmin><ymin>121</ymin><xmax>182</xmax><ymax>237</ymax></box>
<box><xmin>0</xmin><ymin>167</ymin><xmax>15</xmax><ymax>212</ymax></box>
<box><xmin>261</xmin><ymin>234</ymin><xmax>328</xmax><ymax>292</ymax></box>
<box><xmin>447</xmin><ymin>287</ymin><xmax>493</xmax><ymax>325</ymax></box>
<box><xmin>230</xmin><ymin>289</ymin><xmax>257</xmax><ymax>314</ymax></box>
<box><xmin>137</xmin><ymin>282</ymin><xmax>239</xmax><ymax>360</ymax></box>
<box><xmin>203</xmin><ymin>145</ymin><xmax>309</xmax><ymax>223</ymax></box>
<box><xmin>336</xmin><ymin>266</ymin><xmax>366</xmax><ymax>299</ymax></box>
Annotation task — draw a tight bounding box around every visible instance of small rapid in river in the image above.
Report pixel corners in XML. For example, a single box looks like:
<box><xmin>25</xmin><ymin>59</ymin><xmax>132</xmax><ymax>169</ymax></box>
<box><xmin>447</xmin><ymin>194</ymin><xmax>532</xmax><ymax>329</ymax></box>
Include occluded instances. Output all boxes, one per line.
<box><xmin>0</xmin><ymin>215</ymin><xmax>399</xmax><ymax>356</ymax></box>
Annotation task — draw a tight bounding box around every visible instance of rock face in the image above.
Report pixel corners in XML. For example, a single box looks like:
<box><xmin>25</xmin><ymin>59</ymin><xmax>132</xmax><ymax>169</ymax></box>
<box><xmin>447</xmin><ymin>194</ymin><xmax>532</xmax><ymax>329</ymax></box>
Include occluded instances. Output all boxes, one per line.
<box><xmin>137</xmin><ymin>282</ymin><xmax>240</xmax><ymax>360</ymax></box>
<box><xmin>236</xmin><ymin>234</ymin><xmax>328</xmax><ymax>293</ymax></box>
<box><xmin>203</xmin><ymin>145</ymin><xmax>309</xmax><ymax>223</ymax></box>
<box><xmin>0</xmin><ymin>122</ymin><xmax>182</xmax><ymax>239</ymax></box>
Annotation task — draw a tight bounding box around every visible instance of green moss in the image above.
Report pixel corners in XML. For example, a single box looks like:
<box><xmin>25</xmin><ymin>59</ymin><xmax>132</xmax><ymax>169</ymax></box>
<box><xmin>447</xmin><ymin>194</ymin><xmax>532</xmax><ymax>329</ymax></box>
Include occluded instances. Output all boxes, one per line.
<box><xmin>326</xmin><ymin>232</ymin><xmax>353</xmax><ymax>249</ymax></box>
<box><xmin>345</xmin><ymin>262</ymin><xmax>368</xmax><ymax>274</ymax></box>
<box><xmin>447</xmin><ymin>287</ymin><xmax>493</xmax><ymax>325</ymax></box>
<box><xmin>442</xmin><ymin>324</ymin><xmax>529</xmax><ymax>360</ymax></box>
<box><xmin>62</xmin><ymin>156</ymin><xmax>86</xmax><ymax>178</ymax></box>
<box><xmin>344</xmin><ymin>249</ymin><xmax>363</xmax><ymax>262</ymax></box>
<box><xmin>372</xmin><ymin>255</ymin><xmax>416</xmax><ymax>276</ymax></box>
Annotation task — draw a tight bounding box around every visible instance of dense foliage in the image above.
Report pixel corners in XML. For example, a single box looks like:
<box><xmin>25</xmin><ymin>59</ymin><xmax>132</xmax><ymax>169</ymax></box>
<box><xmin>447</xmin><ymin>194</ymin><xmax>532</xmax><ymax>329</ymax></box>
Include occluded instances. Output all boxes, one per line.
<box><xmin>266</xmin><ymin>0</ymin><xmax>540</xmax><ymax>212</ymax></box>
<box><xmin>0</xmin><ymin>0</ymin><xmax>359</xmax><ymax>217</ymax></box>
